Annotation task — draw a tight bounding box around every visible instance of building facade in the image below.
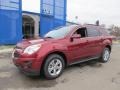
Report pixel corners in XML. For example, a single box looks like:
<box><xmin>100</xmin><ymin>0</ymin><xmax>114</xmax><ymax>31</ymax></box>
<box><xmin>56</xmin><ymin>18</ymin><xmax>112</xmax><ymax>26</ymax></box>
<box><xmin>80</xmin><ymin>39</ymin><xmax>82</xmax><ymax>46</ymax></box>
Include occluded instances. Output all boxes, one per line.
<box><xmin>0</xmin><ymin>0</ymin><xmax>67</xmax><ymax>45</ymax></box>
<box><xmin>22</xmin><ymin>11</ymin><xmax>40</xmax><ymax>39</ymax></box>
<box><xmin>22</xmin><ymin>11</ymin><xmax>76</xmax><ymax>39</ymax></box>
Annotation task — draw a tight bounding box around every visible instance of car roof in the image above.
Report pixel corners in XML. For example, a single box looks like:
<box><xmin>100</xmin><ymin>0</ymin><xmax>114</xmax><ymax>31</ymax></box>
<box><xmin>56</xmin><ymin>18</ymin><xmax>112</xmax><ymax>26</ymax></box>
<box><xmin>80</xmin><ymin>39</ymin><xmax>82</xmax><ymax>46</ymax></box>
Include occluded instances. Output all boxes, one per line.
<box><xmin>70</xmin><ymin>24</ymin><xmax>105</xmax><ymax>30</ymax></box>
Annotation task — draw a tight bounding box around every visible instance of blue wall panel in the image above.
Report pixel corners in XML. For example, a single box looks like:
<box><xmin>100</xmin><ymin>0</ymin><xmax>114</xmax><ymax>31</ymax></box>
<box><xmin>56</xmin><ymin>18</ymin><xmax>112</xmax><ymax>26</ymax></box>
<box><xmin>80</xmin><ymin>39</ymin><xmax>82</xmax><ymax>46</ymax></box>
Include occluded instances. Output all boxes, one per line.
<box><xmin>40</xmin><ymin>0</ymin><xmax>67</xmax><ymax>36</ymax></box>
<box><xmin>0</xmin><ymin>0</ymin><xmax>22</xmax><ymax>45</ymax></box>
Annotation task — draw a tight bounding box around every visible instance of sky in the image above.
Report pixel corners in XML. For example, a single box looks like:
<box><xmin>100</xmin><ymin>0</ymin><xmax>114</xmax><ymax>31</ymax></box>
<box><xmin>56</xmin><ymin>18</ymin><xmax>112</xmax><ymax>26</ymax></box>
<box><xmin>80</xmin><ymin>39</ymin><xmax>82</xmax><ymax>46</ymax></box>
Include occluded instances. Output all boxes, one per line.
<box><xmin>22</xmin><ymin>0</ymin><xmax>120</xmax><ymax>26</ymax></box>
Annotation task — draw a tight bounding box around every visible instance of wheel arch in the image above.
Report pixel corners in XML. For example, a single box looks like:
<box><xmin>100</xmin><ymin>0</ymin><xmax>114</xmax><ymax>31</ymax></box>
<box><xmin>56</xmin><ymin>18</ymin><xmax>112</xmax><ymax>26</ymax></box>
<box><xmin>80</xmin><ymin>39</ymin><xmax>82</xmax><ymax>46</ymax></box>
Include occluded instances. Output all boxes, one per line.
<box><xmin>105</xmin><ymin>45</ymin><xmax>111</xmax><ymax>52</ymax></box>
<box><xmin>40</xmin><ymin>51</ymin><xmax>68</xmax><ymax>74</ymax></box>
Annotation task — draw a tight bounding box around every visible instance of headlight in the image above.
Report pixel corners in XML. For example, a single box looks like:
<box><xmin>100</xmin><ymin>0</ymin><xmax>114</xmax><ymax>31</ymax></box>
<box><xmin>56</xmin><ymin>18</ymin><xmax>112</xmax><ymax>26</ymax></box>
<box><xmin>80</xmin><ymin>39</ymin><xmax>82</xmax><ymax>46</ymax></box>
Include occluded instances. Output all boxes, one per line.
<box><xmin>24</xmin><ymin>44</ymin><xmax>41</xmax><ymax>55</ymax></box>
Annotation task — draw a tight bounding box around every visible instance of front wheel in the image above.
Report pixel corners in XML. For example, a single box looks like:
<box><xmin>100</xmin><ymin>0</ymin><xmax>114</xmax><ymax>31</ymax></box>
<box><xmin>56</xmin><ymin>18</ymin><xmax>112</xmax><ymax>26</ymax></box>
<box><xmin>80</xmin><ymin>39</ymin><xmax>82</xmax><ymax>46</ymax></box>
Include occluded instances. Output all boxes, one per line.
<box><xmin>43</xmin><ymin>54</ymin><xmax>65</xmax><ymax>79</ymax></box>
<box><xmin>100</xmin><ymin>48</ymin><xmax>111</xmax><ymax>63</ymax></box>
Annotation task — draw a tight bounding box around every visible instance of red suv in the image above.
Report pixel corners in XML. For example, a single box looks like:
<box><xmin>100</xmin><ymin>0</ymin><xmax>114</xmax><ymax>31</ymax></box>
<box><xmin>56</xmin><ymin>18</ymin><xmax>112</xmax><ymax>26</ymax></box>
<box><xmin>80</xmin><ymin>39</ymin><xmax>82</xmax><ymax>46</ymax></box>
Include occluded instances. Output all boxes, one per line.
<box><xmin>12</xmin><ymin>24</ymin><xmax>114</xmax><ymax>79</ymax></box>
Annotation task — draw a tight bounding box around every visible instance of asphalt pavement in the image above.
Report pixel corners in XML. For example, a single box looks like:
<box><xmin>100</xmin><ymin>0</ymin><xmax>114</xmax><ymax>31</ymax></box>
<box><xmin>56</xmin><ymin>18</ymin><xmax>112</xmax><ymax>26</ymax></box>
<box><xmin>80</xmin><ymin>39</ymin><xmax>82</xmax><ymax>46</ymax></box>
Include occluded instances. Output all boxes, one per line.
<box><xmin>0</xmin><ymin>44</ymin><xmax>120</xmax><ymax>90</ymax></box>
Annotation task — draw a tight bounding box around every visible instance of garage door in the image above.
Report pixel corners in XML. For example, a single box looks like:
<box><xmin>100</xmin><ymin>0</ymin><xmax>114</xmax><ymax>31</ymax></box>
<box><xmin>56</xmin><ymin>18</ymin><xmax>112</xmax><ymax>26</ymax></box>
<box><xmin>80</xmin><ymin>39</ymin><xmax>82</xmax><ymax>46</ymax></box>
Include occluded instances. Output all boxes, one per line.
<box><xmin>40</xmin><ymin>0</ymin><xmax>67</xmax><ymax>36</ymax></box>
<box><xmin>0</xmin><ymin>0</ymin><xmax>22</xmax><ymax>44</ymax></box>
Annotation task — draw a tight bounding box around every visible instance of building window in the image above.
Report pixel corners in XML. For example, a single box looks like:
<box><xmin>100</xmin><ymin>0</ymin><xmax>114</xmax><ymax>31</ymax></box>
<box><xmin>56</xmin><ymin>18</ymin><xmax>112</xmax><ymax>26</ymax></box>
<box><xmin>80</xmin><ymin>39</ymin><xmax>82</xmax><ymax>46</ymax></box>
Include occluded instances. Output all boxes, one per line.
<box><xmin>22</xmin><ymin>15</ymin><xmax>35</xmax><ymax>39</ymax></box>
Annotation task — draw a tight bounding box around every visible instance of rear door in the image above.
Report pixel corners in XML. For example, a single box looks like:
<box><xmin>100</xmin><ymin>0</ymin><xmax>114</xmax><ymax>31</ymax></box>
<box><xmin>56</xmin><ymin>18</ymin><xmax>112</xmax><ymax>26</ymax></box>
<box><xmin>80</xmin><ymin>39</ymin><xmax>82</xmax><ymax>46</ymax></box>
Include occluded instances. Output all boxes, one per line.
<box><xmin>86</xmin><ymin>27</ymin><xmax>102</xmax><ymax>57</ymax></box>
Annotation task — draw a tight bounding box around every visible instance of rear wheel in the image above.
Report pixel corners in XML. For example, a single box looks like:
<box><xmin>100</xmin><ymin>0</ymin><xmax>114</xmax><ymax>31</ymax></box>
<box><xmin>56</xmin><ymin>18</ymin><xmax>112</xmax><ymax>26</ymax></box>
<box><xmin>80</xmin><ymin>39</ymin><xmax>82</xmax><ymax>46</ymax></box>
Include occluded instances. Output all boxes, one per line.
<box><xmin>43</xmin><ymin>54</ymin><xmax>65</xmax><ymax>79</ymax></box>
<box><xmin>100</xmin><ymin>48</ymin><xmax>111</xmax><ymax>63</ymax></box>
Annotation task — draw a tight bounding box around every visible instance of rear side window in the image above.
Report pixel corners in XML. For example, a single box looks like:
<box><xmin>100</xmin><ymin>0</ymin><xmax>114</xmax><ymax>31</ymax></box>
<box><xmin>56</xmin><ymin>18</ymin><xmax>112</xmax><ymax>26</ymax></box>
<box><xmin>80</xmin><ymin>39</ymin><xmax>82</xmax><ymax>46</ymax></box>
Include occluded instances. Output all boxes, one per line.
<box><xmin>87</xmin><ymin>29</ymin><xmax>100</xmax><ymax>37</ymax></box>
<box><xmin>100</xmin><ymin>28</ymin><xmax>110</xmax><ymax>36</ymax></box>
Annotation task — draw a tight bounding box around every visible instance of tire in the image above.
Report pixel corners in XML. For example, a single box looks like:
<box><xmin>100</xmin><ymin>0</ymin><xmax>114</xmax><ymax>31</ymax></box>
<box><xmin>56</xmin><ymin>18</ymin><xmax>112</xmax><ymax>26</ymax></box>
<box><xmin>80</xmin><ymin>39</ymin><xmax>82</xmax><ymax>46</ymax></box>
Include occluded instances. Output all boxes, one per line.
<box><xmin>43</xmin><ymin>54</ymin><xmax>65</xmax><ymax>80</ymax></box>
<box><xmin>99</xmin><ymin>48</ymin><xmax>111</xmax><ymax>63</ymax></box>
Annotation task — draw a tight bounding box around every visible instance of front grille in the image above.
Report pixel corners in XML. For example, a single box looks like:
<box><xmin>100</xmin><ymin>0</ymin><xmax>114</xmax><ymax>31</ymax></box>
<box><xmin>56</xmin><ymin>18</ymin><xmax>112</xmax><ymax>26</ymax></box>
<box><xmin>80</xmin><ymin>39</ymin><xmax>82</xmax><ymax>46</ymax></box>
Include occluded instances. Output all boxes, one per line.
<box><xmin>14</xmin><ymin>51</ymin><xmax>20</xmax><ymax>58</ymax></box>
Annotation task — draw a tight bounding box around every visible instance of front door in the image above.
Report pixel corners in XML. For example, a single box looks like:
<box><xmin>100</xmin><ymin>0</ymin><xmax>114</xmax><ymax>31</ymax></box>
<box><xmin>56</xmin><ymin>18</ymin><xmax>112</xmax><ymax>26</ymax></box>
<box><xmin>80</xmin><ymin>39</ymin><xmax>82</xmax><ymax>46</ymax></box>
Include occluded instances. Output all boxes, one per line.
<box><xmin>68</xmin><ymin>38</ymin><xmax>88</xmax><ymax>61</ymax></box>
<box><xmin>67</xmin><ymin>28</ymin><xmax>90</xmax><ymax>63</ymax></box>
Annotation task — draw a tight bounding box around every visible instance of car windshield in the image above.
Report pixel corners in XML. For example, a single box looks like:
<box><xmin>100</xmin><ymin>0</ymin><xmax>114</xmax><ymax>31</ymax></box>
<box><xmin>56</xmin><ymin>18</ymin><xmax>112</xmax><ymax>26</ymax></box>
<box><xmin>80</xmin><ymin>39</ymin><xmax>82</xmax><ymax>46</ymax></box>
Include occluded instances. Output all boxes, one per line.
<box><xmin>44</xmin><ymin>26</ymin><xmax>73</xmax><ymax>39</ymax></box>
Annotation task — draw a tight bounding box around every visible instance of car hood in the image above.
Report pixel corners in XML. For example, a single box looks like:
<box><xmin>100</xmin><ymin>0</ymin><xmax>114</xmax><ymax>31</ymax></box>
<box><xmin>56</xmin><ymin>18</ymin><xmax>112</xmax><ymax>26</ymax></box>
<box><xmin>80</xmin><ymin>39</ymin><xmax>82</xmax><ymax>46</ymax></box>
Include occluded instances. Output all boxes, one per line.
<box><xmin>27</xmin><ymin>39</ymin><xmax>45</xmax><ymax>44</ymax></box>
<box><xmin>16</xmin><ymin>38</ymin><xmax>55</xmax><ymax>49</ymax></box>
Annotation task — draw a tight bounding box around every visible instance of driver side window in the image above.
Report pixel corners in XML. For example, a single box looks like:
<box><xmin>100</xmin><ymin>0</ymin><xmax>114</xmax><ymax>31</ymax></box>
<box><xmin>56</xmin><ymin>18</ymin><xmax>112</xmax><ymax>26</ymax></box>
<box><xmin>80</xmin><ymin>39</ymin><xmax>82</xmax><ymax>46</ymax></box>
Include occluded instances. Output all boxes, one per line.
<box><xmin>73</xmin><ymin>28</ymin><xmax>87</xmax><ymax>38</ymax></box>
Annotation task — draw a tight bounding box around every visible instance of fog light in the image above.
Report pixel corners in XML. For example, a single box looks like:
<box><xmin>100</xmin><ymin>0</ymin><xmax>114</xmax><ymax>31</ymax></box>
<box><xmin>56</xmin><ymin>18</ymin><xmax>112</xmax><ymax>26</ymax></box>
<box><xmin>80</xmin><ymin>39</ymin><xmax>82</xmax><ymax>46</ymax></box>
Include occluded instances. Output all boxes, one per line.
<box><xmin>23</xmin><ymin>61</ymin><xmax>32</xmax><ymax>68</ymax></box>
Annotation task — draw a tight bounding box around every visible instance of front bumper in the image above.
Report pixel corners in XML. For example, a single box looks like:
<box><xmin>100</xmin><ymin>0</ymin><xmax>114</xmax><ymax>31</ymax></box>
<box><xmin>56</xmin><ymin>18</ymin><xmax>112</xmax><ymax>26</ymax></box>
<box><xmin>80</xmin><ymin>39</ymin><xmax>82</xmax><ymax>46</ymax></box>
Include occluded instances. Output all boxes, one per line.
<box><xmin>12</xmin><ymin>49</ymin><xmax>42</xmax><ymax>76</ymax></box>
<box><xmin>13</xmin><ymin>58</ymin><xmax>41</xmax><ymax>76</ymax></box>
<box><xmin>17</xmin><ymin>65</ymin><xmax>40</xmax><ymax>76</ymax></box>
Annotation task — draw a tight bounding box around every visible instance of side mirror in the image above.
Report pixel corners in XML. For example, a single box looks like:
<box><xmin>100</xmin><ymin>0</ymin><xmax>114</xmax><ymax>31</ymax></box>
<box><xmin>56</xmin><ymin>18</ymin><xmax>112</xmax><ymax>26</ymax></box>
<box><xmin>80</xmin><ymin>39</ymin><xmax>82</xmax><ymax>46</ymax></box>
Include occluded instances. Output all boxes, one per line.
<box><xmin>70</xmin><ymin>34</ymin><xmax>81</xmax><ymax>42</ymax></box>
